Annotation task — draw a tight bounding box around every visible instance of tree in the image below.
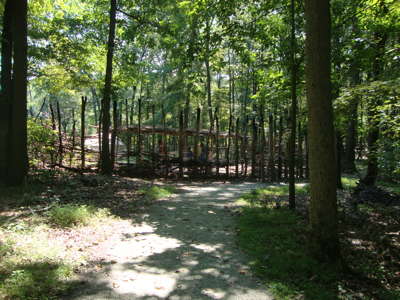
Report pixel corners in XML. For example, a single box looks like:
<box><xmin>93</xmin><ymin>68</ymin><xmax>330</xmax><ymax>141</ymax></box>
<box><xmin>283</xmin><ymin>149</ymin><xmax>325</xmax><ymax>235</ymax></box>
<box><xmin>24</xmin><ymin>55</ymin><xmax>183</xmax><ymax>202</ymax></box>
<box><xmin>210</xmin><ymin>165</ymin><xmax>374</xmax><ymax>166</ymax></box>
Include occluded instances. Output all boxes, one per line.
<box><xmin>100</xmin><ymin>0</ymin><xmax>117</xmax><ymax>174</ymax></box>
<box><xmin>288</xmin><ymin>0</ymin><xmax>297</xmax><ymax>210</ymax></box>
<box><xmin>0</xmin><ymin>0</ymin><xmax>28</xmax><ymax>185</ymax></box>
<box><xmin>305</xmin><ymin>0</ymin><xmax>340</xmax><ymax>262</ymax></box>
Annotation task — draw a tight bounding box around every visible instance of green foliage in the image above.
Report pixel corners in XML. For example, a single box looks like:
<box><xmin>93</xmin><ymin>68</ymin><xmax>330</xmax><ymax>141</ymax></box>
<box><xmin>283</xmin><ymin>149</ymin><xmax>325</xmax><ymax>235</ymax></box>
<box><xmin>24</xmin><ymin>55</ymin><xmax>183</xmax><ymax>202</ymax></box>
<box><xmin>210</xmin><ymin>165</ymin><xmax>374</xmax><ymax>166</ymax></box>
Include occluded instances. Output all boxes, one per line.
<box><xmin>27</xmin><ymin>119</ymin><xmax>57</xmax><ymax>167</ymax></box>
<box><xmin>0</xmin><ymin>225</ymin><xmax>79</xmax><ymax>299</ymax></box>
<box><xmin>0</xmin><ymin>263</ymin><xmax>73</xmax><ymax>300</ymax></box>
<box><xmin>46</xmin><ymin>204</ymin><xmax>110</xmax><ymax>227</ymax></box>
<box><xmin>138</xmin><ymin>185</ymin><xmax>176</xmax><ymax>202</ymax></box>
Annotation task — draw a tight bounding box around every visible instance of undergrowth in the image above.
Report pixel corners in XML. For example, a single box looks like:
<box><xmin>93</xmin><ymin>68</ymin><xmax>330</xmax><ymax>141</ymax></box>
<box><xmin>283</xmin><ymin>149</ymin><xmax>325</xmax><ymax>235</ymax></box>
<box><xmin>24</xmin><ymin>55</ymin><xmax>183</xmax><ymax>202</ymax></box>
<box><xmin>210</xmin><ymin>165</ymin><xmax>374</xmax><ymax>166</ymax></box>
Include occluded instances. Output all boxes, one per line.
<box><xmin>0</xmin><ymin>223</ymin><xmax>80</xmax><ymax>299</ymax></box>
<box><xmin>236</xmin><ymin>180</ymin><xmax>400</xmax><ymax>300</ymax></box>
<box><xmin>139</xmin><ymin>185</ymin><xmax>176</xmax><ymax>202</ymax></box>
<box><xmin>237</xmin><ymin>204</ymin><xmax>338</xmax><ymax>299</ymax></box>
<box><xmin>46</xmin><ymin>204</ymin><xmax>111</xmax><ymax>227</ymax></box>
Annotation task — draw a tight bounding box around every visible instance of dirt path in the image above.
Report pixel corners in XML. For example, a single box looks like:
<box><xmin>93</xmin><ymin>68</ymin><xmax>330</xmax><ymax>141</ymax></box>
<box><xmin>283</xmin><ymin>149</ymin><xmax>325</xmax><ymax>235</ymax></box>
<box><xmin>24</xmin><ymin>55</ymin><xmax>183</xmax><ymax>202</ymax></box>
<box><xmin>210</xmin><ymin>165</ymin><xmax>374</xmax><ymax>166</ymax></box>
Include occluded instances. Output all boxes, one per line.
<box><xmin>64</xmin><ymin>182</ymin><xmax>273</xmax><ymax>300</ymax></box>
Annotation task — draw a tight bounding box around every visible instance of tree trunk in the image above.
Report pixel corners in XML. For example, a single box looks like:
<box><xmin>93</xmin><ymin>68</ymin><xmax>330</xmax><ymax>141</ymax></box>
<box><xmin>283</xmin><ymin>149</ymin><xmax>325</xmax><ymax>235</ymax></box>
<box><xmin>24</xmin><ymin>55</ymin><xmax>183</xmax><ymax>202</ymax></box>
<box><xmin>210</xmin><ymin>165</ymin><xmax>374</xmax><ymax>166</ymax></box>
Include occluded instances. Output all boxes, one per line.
<box><xmin>233</xmin><ymin>118</ymin><xmax>238</xmax><ymax>177</ymax></box>
<box><xmin>70</xmin><ymin>109</ymin><xmax>76</xmax><ymax>167</ymax></box>
<box><xmin>305</xmin><ymin>0</ymin><xmax>340</xmax><ymax>262</ymax></box>
<box><xmin>56</xmin><ymin>100</ymin><xmax>63</xmax><ymax>165</ymax></box>
<box><xmin>6</xmin><ymin>0</ymin><xmax>28</xmax><ymax>185</ymax></box>
<box><xmin>251</xmin><ymin>115</ymin><xmax>258</xmax><ymax>178</ymax></box>
<box><xmin>288</xmin><ymin>0</ymin><xmax>297</xmax><ymax>209</ymax></box>
<box><xmin>0</xmin><ymin>0</ymin><xmax>13</xmax><ymax>181</ymax></box>
<box><xmin>81</xmin><ymin>96</ymin><xmax>87</xmax><ymax>169</ymax></box>
<box><xmin>297</xmin><ymin>121</ymin><xmax>303</xmax><ymax>178</ymax></box>
<box><xmin>259</xmin><ymin>106</ymin><xmax>266</xmax><ymax>181</ymax></box>
<box><xmin>111</xmin><ymin>99</ymin><xmax>118</xmax><ymax>167</ymax></box>
<box><xmin>215</xmin><ymin>110</ymin><xmax>220</xmax><ymax>177</ymax></box>
<box><xmin>277</xmin><ymin>116</ymin><xmax>283</xmax><ymax>181</ymax></box>
<box><xmin>100</xmin><ymin>0</ymin><xmax>117</xmax><ymax>174</ymax></box>
<box><xmin>268</xmin><ymin>113</ymin><xmax>275</xmax><ymax>181</ymax></box>
<box><xmin>137</xmin><ymin>97</ymin><xmax>142</xmax><ymax>163</ymax></box>
<box><xmin>178</xmin><ymin>110</ymin><xmax>184</xmax><ymax>178</ymax></box>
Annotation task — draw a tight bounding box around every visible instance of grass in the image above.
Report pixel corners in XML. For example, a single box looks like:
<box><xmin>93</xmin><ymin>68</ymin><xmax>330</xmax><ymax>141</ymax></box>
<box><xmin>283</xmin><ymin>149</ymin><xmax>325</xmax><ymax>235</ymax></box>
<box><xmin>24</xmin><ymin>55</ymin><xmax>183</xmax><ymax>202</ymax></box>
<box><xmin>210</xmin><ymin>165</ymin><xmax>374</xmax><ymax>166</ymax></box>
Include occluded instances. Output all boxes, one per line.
<box><xmin>138</xmin><ymin>185</ymin><xmax>176</xmax><ymax>202</ymax></box>
<box><xmin>236</xmin><ymin>180</ymin><xmax>400</xmax><ymax>299</ymax></box>
<box><xmin>0</xmin><ymin>223</ymin><xmax>80</xmax><ymax>299</ymax></box>
<box><xmin>46</xmin><ymin>204</ymin><xmax>111</xmax><ymax>227</ymax></box>
<box><xmin>236</xmin><ymin>193</ymin><xmax>338</xmax><ymax>299</ymax></box>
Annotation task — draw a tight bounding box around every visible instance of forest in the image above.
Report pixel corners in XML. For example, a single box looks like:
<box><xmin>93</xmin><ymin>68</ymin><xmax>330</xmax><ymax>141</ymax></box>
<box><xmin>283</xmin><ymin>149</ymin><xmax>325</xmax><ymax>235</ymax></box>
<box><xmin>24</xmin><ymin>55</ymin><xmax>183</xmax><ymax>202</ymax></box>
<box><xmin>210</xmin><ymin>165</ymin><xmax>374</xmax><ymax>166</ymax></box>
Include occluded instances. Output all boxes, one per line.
<box><xmin>0</xmin><ymin>0</ymin><xmax>399</xmax><ymax>299</ymax></box>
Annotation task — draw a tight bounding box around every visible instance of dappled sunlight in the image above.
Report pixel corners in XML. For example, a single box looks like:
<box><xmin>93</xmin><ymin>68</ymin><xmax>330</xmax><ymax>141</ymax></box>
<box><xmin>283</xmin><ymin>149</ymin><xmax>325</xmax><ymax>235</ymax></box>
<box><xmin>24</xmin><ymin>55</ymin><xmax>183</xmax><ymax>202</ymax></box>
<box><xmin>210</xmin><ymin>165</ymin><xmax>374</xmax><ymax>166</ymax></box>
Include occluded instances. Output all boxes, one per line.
<box><xmin>64</xmin><ymin>182</ymin><xmax>272</xmax><ymax>299</ymax></box>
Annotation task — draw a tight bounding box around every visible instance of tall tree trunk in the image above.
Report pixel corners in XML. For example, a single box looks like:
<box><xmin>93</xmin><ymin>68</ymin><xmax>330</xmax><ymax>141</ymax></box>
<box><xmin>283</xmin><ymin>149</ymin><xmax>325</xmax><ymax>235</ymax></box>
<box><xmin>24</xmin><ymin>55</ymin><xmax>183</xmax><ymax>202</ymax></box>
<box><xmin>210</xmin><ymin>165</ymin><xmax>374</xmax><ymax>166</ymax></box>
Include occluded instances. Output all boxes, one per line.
<box><xmin>277</xmin><ymin>116</ymin><xmax>283</xmax><ymax>181</ymax></box>
<box><xmin>56</xmin><ymin>100</ymin><xmax>63</xmax><ymax>165</ymax></box>
<box><xmin>100</xmin><ymin>0</ymin><xmax>117</xmax><ymax>174</ymax></box>
<box><xmin>305</xmin><ymin>0</ymin><xmax>340</xmax><ymax>262</ymax></box>
<box><xmin>259</xmin><ymin>106</ymin><xmax>266</xmax><ymax>181</ymax></box>
<box><xmin>137</xmin><ymin>97</ymin><xmax>142</xmax><ymax>163</ymax></box>
<box><xmin>178</xmin><ymin>110</ymin><xmax>184</xmax><ymax>178</ymax></box>
<box><xmin>6</xmin><ymin>0</ymin><xmax>28</xmax><ymax>185</ymax></box>
<box><xmin>81</xmin><ymin>96</ymin><xmax>87</xmax><ymax>169</ymax></box>
<box><xmin>297</xmin><ymin>121</ymin><xmax>303</xmax><ymax>178</ymax></box>
<box><xmin>336</xmin><ymin>131</ymin><xmax>343</xmax><ymax>189</ymax></box>
<box><xmin>235</xmin><ymin>118</ymin><xmax>240</xmax><ymax>177</ymax></box>
<box><xmin>111</xmin><ymin>99</ymin><xmax>118</xmax><ymax>167</ymax></box>
<box><xmin>251</xmin><ymin>115</ymin><xmax>258</xmax><ymax>178</ymax></box>
<box><xmin>70</xmin><ymin>109</ymin><xmax>76</xmax><ymax>167</ymax></box>
<box><xmin>0</xmin><ymin>0</ymin><xmax>13</xmax><ymax>181</ymax></box>
<box><xmin>288</xmin><ymin>0</ymin><xmax>297</xmax><ymax>209</ymax></box>
<box><xmin>215</xmin><ymin>110</ymin><xmax>220</xmax><ymax>177</ymax></box>
<box><xmin>268</xmin><ymin>113</ymin><xmax>276</xmax><ymax>181</ymax></box>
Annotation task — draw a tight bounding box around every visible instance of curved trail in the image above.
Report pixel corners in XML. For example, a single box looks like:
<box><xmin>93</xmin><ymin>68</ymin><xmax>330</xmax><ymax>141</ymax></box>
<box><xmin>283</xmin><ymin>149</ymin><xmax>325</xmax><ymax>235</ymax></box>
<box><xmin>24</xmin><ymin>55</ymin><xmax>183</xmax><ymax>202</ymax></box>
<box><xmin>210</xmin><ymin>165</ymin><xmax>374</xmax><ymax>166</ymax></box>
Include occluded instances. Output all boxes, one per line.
<box><xmin>65</xmin><ymin>182</ymin><xmax>273</xmax><ymax>300</ymax></box>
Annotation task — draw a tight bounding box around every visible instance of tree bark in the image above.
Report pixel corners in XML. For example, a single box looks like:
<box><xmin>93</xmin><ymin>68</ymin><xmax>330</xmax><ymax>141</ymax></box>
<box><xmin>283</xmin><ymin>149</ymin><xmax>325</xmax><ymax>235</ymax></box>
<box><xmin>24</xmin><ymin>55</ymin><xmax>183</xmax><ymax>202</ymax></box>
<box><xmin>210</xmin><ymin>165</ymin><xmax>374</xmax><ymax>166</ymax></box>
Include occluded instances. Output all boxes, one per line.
<box><xmin>6</xmin><ymin>0</ymin><xmax>28</xmax><ymax>185</ymax></box>
<box><xmin>81</xmin><ymin>96</ymin><xmax>87</xmax><ymax>169</ymax></box>
<box><xmin>111</xmin><ymin>99</ymin><xmax>118</xmax><ymax>167</ymax></box>
<box><xmin>288</xmin><ymin>0</ymin><xmax>297</xmax><ymax>209</ymax></box>
<box><xmin>100</xmin><ymin>0</ymin><xmax>117</xmax><ymax>174</ymax></box>
<box><xmin>56</xmin><ymin>100</ymin><xmax>63</xmax><ymax>165</ymax></box>
<box><xmin>305</xmin><ymin>0</ymin><xmax>340</xmax><ymax>262</ymax></box>
<box><xmin>0</xmin><ymin>0</ymin><xmax>13</xmax><ymax>181</ymax></box>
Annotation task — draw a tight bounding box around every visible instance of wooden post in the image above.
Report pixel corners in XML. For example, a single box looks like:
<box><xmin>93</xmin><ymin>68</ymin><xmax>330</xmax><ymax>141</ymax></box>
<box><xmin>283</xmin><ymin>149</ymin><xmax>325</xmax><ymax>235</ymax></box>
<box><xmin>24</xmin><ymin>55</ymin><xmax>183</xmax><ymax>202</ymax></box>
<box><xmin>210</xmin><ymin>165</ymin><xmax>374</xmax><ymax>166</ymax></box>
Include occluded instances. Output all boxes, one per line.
<box><xmin>81</xmin><ymin>96</ymin><xmax>87</xmax><ymax>169</ymax></box>
<box><xmin>179</xmin><ymin>110</ymin><xmax>184</xmax><ymax>178</ymax></box>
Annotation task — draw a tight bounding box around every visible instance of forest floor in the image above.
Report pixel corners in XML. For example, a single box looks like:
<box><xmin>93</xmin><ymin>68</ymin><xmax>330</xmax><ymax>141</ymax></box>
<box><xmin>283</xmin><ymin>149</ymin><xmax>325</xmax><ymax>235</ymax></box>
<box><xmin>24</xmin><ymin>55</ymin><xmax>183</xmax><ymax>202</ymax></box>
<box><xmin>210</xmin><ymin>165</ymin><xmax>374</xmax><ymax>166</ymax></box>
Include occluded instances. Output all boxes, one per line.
<box><xmin>0</xmin><ymin>170</ymin><xmax>399</xmax><ymax>300</ymax></box>
<box><xmin>0</xmin><ymin>170</ymin><xmax>272</xmax><ymax>300</ymax></box>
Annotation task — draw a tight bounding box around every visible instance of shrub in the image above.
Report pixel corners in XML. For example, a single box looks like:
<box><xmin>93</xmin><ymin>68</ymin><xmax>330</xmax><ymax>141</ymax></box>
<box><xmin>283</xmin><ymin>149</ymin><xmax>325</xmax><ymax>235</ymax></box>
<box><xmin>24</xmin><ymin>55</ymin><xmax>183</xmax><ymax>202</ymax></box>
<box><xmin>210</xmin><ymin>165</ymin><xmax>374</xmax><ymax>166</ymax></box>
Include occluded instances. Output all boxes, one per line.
<box><xmin>46</xmin><ymin>204</ymin><xmax>110</xmax><ymax>227</ymax></box>
<box><xmin>139</xmin><ymin>185</ymin><xmax>176</xmax><ymax>201</ymax></box>
<box><xmin>27</xmin><ymin>119</ymin><xmax>57</xmax><ymax>167</ymax></box>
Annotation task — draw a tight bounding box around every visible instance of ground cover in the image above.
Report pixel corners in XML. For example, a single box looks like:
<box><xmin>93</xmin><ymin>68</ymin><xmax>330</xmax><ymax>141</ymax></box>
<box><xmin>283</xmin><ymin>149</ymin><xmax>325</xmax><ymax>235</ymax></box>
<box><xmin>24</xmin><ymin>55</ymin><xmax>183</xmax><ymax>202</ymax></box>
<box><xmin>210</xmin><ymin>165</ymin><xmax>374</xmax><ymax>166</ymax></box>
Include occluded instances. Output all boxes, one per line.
<box><xmin>0</xmin><ymin>170</ymin><xmax>176</xmax><ymax>299</ymax></box>
<box><xmin>235</xmin><ymin>177</ymin><xmax>400</xmax><ymax>300</ymax></box>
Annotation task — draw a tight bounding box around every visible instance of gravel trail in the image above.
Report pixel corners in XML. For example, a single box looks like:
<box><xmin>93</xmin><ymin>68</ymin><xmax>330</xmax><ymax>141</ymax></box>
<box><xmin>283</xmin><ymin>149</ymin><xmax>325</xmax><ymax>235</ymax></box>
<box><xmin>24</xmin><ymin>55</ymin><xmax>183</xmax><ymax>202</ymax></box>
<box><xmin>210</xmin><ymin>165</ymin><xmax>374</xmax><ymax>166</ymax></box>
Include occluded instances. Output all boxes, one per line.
<box><xmin>64</xmin><ymin>182</ymin><xmax>273</xmax><ymax>300</ymax></box>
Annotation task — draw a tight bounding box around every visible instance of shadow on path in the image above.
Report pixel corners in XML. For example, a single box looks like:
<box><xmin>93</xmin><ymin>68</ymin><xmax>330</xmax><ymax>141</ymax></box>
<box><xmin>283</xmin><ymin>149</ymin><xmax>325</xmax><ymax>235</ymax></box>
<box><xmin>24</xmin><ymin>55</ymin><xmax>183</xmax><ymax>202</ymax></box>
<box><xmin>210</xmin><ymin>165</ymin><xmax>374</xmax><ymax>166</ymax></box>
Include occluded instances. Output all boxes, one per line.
<box><xmin>63</xmin><ymin>182</ymin><xmax>273</xmax><ymax>300</ymax></box>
